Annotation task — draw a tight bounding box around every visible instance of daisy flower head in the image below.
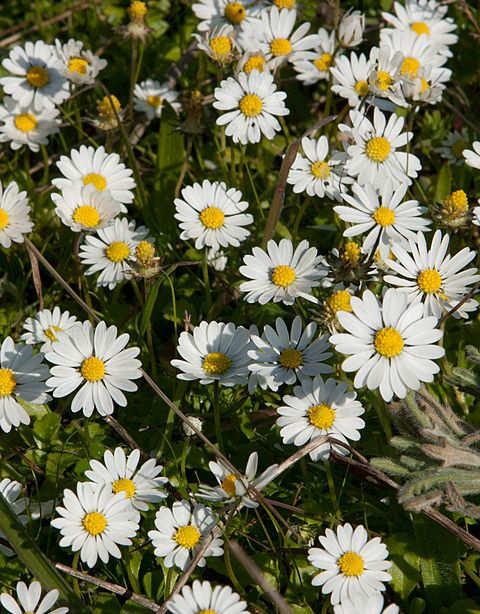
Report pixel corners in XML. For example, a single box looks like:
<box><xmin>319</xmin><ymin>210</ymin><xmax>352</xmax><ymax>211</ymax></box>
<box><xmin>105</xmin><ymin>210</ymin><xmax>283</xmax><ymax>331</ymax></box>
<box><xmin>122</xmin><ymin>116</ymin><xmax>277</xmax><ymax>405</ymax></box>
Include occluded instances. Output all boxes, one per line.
<box><xmin>213</xmin><ymin>69</ymin><xmax>289</xmax><ymax>145</ymax></box>
<box><xmin>51</xmin><ymin>482</ymin><xmax>139</xmax><ymax>568</ymax></box>
<box><xmin>79</xmin><ymin>218</ymin><xmax>149</xmax><ymax>289</ymax></box>
<box><xmin>167</xmin><ymin>580</ymin><xmax>249</xmax><ymax>614</ymax></box>
<box><xmin>248</xmin><ymin>316</ymin><xmax>332</xmax><ymax>392</ymax></box>
<box><xmin>287</xmin><ymin>135</ymin><xmax>348</xmax><ymax>200</ymax></box>
<box><xmin>436</xmin><ymin>128</ymin><xmax>469</xmax><ymax>165</ymax></box>
<box><xmin>53</xmin><ymin>145</ymin><xmax>136</xmax><ymax>206</ymax></box>
<box><xmin>277</xmin><ymin>376</ymin><xmax>365</xmax><ymax>461</ymax></box>
<box><xmin>0</xmin><ymin>337</ymin><xmax>50</xmax><ymax>433</ymax></box>
<box><xmin>195</xmin><ymin>25</ymin><xmax>237</xmax><ymax>65</ymax></box>
<box><xmin>171</xmin><ymin>320</ymin><xmax>250</xmax><ymax>387</ymax></box>
<box><xmin>21</xmin><ymin>307</ymin><xmax>79</xmax><ymax>353</ymax></box>
<box><xmin>0</xmin><ymin>40</ymin><xmax>69</xmax><ymax>111</ymax></box>
<box><xmin>339</xmin><ymin>107</ymin><xmax>422</xmax><ymax>189</ymax></box>
<box><xmin>94</xmin><ymin>94</ymin><xmax>123</xmax><ymax>131</ymax></box>
<box><xmin>334</xmin><ymin>181</ymin><xmax>431</xmax><ymax>259</ymax></box>
<box><xmin>0</xmin><ymin>581</ymin><xmax>68</xmax><ymax>614</ymax></box>
<box><xmin>0</xmin><ymin>97</ymin><xmax>60</xmax><ymax>153</ymax></box>
<box><xmin>0</xmin><ymin>180</ymin><xmax>33</xmax><ymax>248</ymax></box>
<box><xmin>463</xmin><ymin>141</ymin><xmax>480</xmax><ymax>170</ymax></box>
<box><xmin>330</xmin><ymin>50</ymin><xmax>375</xmax><ymax>107</ymax></box>
<box><xmin>240</xmin><ymin>239</ymin><xmax>328</xmax><ymax>305</ymax></box>
<box><xmin>85</xmin><ymin>447</ymin><xmax>168</xmax><ymax>511</ymax></box>
<box><xmin>148</xmin><ymin>499</ymin><xmax>223</xmax><ymax>570</ymax></box>
<box><xmin>308</xmin><ymin>523</ymin><xmax>392</xmax><ymax>605</ymax></box>
<box><xmin>55</xmin><ymin>38</ymin><xmax>107</xmax><ymax>85</ymax></box>
<box><xmin>292</xmin><ymin>27</ymin><xmax>337</xmax><ymax>85</ymax></box>
<box><xmin>51</xmin><ymin>183</ymin><xmax>123</xmax><ymax>232</ymax></box>
<box><xmin>192</xmin><ymin>0</ymin><xmax>262</xmax><ymax>33</ymax></box>
<box><xmin>174</xmin><ymin>180</ymin><xmax>253</xmax><ymax>250</ymax></box>
<box><xmin>401</xmin><ymin>64</ymin><xmax>451</xmax><ymax>105</ymax></box>
<box><xmin>45</xmin><ymin>320</ymin><xmax>142</xmax><ymax>417</ymax></box>
<box><xmin>367</xmin><ymin>45</ymin><xmax>407</xmax><ymax>108</ymax></box>
<box><xmin>134</xmin><ymin>79</ymin><xmax>181</xmax><ymax>120</ymax></box>
<box><xmin>196</xmin><ymin>451</ymin><xmax>277</xmax><ymax>508</ymax></box>
<box><xmin>384</xmin><ymin>229</ymin><xmax>480</xmax><ymax>319</ymax></box>
<box><xmin>334</xmin><ymin>593</ymin><xmax>399</xmax><ymax>614</ymax></box>
<box><xmin>330</xmin><ymin>288</ymin><xmax>445</xmax><ymax>402</ymax></box>
<box><xmin>0</xmin><ymin>478</ymin><xmax>27</xmax><ymax>556</ymax></box>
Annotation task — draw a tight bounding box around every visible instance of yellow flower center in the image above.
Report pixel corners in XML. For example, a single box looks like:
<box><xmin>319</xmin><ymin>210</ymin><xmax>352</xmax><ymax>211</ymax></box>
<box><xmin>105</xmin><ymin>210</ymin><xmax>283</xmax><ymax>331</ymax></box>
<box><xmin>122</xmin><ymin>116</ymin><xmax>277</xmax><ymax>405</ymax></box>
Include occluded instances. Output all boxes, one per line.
<box><xmin>174</xmin><ymin>525</ymin><xmax>201</xmax><ymax>549</ymax></box>
<box><xmin>0</xmin><ymin>208</ymin><xmax>9</xmax><ymax>231</ymax></box>
<box><xmin>373</xmin><ymin>206</ymin><xmax>395</xmax><ymax>227</ymax></box>
<box><xmin>341</xmin><ymin>241</ymin><xmax>361</xmax><ymax>266</ymax></box>
<box><xmin>274</xmin><ymin>0</ymin><xmax>295</xmax><ymax>7</ymax></box>
<box><xmin>147</xmin><ymin>94</ymin><xmax>162</xmax><ymax>108</ymax></box>
<box><xmin>202</xmin><ymin>352</ymin><xmax>232</xmax><ymax>375</ymax></box>
<box><xmin>224</xmin><ymin>2</ymin><xmax>246</xmax><ymax>24</ymax></box>
<box><xmin>326</xmin><ymin>290</ymin><xmax>352</xmax><ymax>314</ymax></box>
<box><xmin>374</xmin><ymin>327</ymin><xmax>404</xmax><ymax>358</ymax></box>
<box><xmin>26</xmin><ymin>65</ymin><xmax>49</xmax><ymax>88</ymax></box>
<box><xmin>270</xmin><ymin>37</ymin><xmax>293</xmax><ymax>57</ymax></box>
<box><xmin>419</xmin><ymin>77</ymin><xmax>429</xmax><ymax>93</ymax></box>
<box><xmin>128</xmin><ymin>0</ymin><xmax>148</xmax><ymax>21</ymax></box>
<box><xmin>308</xmin><ymin>403</ymin><xmax>336</xmax><ymax>430</ymax></box>
<box><xmin>210</xmin><ymin>35</ymin><xmax>232</xmax><ymax>58</ymax></box>
<box><xmin>83</xmin><ymin>173</ymin><xmax>107</xmax><ymax>191</ymax></box>
<box><xmin>279</xmin><ymin>347</ymin><xmax>303</xmax><ymax>369</ymax></box>
<box><xmin>375</xmin><ymin>70</ymin><xmax>393</xmax><ymax>91</ymax></box>
<box><xmin>199</xmin><ymin>206</ymin><xmax>225</xmax><ymax>229</ymax></box>
<box><xmin>44</xmin><ymin>325</ymin><xmax>63</xmax><ymax>342</ymax></box>
<box><xmin>444</xmin><ymin>189</ymin><xmax>468</xmax><ymax>214</ymax></box>
<box><xmin>112</xmin><ymin>478</ymin><xmax>136</xmax><ymax>499</ymax></box>
<box><xmin>401</xmin><ymin>56</ymin><xmax>420</xmax><ymax>79</ymax></box>
<box><xmin>365</xmin><ymin>136</ymin><xmax>391</xmax><ymax>163</ymax></box>
<box><xmin>0</xmin><ymin>369</ymin><xmax>16</xmax><ymax>396</ymax></box>
<box><xmin>221</xmin><ymin>474</ymin><xmax>237</xmax><ymax>497</ymax></box>
<box><xmin>14</xmin><ymin>113</ymin><xmax>37</xmax><ymax>133</ymax></box>
<box><xmin>97</xmin><ymin>95</ymin><xmax>122</xmax><ymax>120</ymax></box>
<box><xmin>239</xmin><ymin>93</ymin><xmax>263</xmax><ymax>117</ymax></box>
<box><xmin>68</xmin><ymin>57</ymin><xmax>89</xmax><ymax>75</ymax></box>
<box><xmin>452</xmin><ymin>140</ymin><xmax>467</xmax><ymax>158</ymax></box>
<box><xmin>314</xmin><ymin>52</ymin><xmax>333</xmax><ymax>72</ymax></box>
<box><xmin>80</xmin><ymin>356</ymin><xmax>106</xmax><ymax>382</ymax></box>
<box><xmin>271</xmin><ymin>264</ymin><xmax>296</xmax><ymax>287</ymax></box>
<box><xmin>244</xmin><ymin>55</ymin><xmax>266</xmax><ymax>74</ymax></box>
<box><xmin>311</xmin><ymin>161</ymin><xmax>331</xmax><ymax>179</ymax></box>
<box><xmin>354</xmin><ymin>79</ymin><xmax>369</xmax><ymax>96</ymax></box>
<box><xmin>72</xmin><ymin>205</ymin><xmax>101</xmax><ymax>228</ymax></box>
<box><xmin>106</xmin><ymin>241</ymin><xmax>130</xmax><ymax>262</ymax></box>
<box><xmin>417</xmin><ymin>268</ymin><xmax>442</xmax><ymax>294</ymax></box>
<box><xmin>411</xmin><ymin>21</ymin><xmax>430</xmax><ymax>36</ymax></box>
<box><xmin>82</xmin><ymin>511</ymin><xmax>107</xmax><ymax>536</ymax></box>
<box><xmin>198</xmin><ymin>611</ymin><xmax>217</xmax><ymax>614</ymax></box>
<box><xmin>338</xmin><ymin>551</ymin><xmax>365</xmax><ymax>577</ymax></box>
<box><xmin>135</xmin><ymin>240</ymin><xmax>155</xmax><ymax>265</ymax></box>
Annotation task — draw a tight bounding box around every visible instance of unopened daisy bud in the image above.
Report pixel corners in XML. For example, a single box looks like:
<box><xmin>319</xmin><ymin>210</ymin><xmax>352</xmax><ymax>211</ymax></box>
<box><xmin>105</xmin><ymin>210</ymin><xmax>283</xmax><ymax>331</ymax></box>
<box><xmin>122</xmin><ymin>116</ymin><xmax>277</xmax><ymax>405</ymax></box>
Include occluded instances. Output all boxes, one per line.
<box><xmin>135</xmin><ymin>240</ymin><xmax>155</xmax><ymax>266</ymax></box>
<box><xmin>338</xmin><ymin>11</ymin><xmax>365</xmax><ymax>48</ymax></box>
<box><xmin>95</xmin><ymin>95</ymin><xmax>122</xmax><ymax>131</ymax></box>
<box><xmin>340</xmin><ymin>241</ymin><xmax>361</xmax><ymax>267</ymax></box>
<box><xmin>128</xmin><ymin>1</ymin><xmax>147</xmax><ymax>23</ymax></box>
<box><xmin>124</xmin><ymin>1</ymin><xmax>150</xmax><ymax>40</ymax></box>
<box><xmin>182</xmin><ymin>416</ymin><xmax>203</xmax><ymax>437</ymax></box>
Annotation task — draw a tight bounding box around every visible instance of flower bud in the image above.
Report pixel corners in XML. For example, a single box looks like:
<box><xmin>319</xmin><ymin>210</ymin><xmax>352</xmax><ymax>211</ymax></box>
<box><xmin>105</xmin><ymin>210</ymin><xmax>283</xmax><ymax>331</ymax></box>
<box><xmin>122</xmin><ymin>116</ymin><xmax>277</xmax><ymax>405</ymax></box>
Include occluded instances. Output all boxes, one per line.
<box><xmin>338</xmin><ymin>11</ymin><xmax>365</xmax><ymax>48</ymax></box>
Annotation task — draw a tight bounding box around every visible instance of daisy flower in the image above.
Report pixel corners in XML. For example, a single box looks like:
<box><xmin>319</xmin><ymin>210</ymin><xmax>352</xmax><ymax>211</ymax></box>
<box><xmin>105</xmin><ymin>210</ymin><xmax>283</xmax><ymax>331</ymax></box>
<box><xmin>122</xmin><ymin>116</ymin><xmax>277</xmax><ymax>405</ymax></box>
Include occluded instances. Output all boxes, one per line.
<box><xmin>436</xmin><ymin>129</ymin><xmax>470</xmax><ymax>165</ymax></box>
<box><xmin>338</xmin><ymin>10</ymin><xmax>365</xmax><ymax>48</ymax></box>
<box><xmin>45</xmin><ymin>320</ymin><xmax>142</xmax><ymax>418</ymax></box>
<box><xmin>213</xmin><ymin>69</ymin><xmax>289</xmax><ymax>145</ymax></box>
<box><xmin>339</xmin><ymin>107</ymin><xmax>422</xmax><ymax>189</ymax></box>
<box><xmin>463</xmin><ymin>141</ymin><xmax>480</xmax><ymax>170</ymax></box>
<box><xmin>401</xmin><ymin>63</ymin><xmax>451</xmax><ymax>105</ymax></box>
<box><xmin>292</xmin><ymin>28</ymin><xmax>337</xmax><ymax>84</ymax></box>
<box><xmin>308</xmin><ymin>523</ymin><xmax>392</xmax><ymax>605</ymax></box>
<box><xmin>21</xmin><ymin>307</ymin><xmax>79</xmax><ymax>353</ymax></box>
<box><xmin>248</xmin><ymin>316</ymin><xmax>332</xmax><ymax>392</ymax></box>
<box><xmin>85</xmin><ymin>447</ymin><xmax>168</xmax><ymax>511</ymax></box>
<box><xmin>0</xmin><ymin>337</ymin><xmax>50</xmax><ymax>433</ymax></box>
<box><xmin>0</xmin><ymin>581</ymin><xmax>68</xmax><ymax>614</ymax></box>
<box><xmin>53</xmin><ymin>145</ymin><xmax>136</xmax><ymax>206</ymax></box>
<box><xmin>55</xmin><ymin>38</ymin><xmax>107</xmax><ymax>85</ymax></box>
<box><xmin>367</xmin><ymin>45</ymin><xmax>407</xmax><ymax>108</ymax></box>
<box><xmin>236</xmin><ymin>50</ymin><xmax>272</xmax><ymax>75</ymax></box>
<box><xmin>51</xmin><ymin>482</ymin><xmax>139</xmax><ymax>568</ymax></box>
<box><xmin>134</xmin><ymin>79</ymin><xmax>181</xmax><ymax>120</ymax></box>
<box><xmin>167</xmin><ymin>580</ymin><xmax>249</xmax><ymax>614</ymax></box>
<box><xmin>93</xmin><ymin>94</ymin><xmax>124</xmax><ymax>132</ymax></box>
<box><xmin>276</xmin><ymin>376</ymin><xmax>365</xmax><ymax>461</ymax></box>
<box><xmin>239</xmin><ymin>239</ymin><xmax>328</xmax><ymax>305</ymax></box>
<box><xmin>334</xmin><ymin>181</ymin><xmax>431</xmax><ymax>259</ymax></box>
<box><xmin>192</xmin><ymin>0</ymin><xmax>261</xmax><ymax>33</ymax></box>
<box><xmin>0</xmin><ymin>41</ymin><xmax>69</xmax><ymax>110</ymax></box>
<box><xmin>148</xmin><ymin>500</ymin><xmax>223</xmax><ymax>570</ymax></box>
<box><xmin>79</xmin><ymin>218</ymin><xmax>149</xmax><ymax>289</ymax></box>
<box><xmin>196</xmin><ymin>452</ymin><xmax>277</xmax><ymax>508</ymax></box>
<box><xmin>384</xmin><ymin>229</ymin><xmax>480</xmax><ymax>319</ymax></box>
<box><xmin>0</xmin><ymin>478</ymin><xmax>28</xmax><ymax>556</ymax></box>
<box><xmin>334</xmin><ymin>593</ymin><xmax>399</xmax><ymax>614</ymax></box>
<box><xmin>330</xmin><ymin>51</ymin><xmax>375</xmax><ymax>107</ymax></box>
<box><xmin>287</xmin><ymin>136</ymin><xmax>347</xmax><ymax>200</ymax></box>
<box><xmin>174</xmin><ymin>180</ymin><xmax>253</xmax><ymax>250</ymax></box>
<box><xmin>0</xmin><ymin>180</ymin><xmax>33</xmax><ymax>248</ymax></box>
<box><xmin>330</xmin><ymin>288</ymin><xmax>445</xmax><ymax>402</ymax></box>
<box><xmin>195</xmin><ymin>25</ymin><xmax>237</xmax><ymax>65</ymax></box>
<box><xmin>0</xmin><ymin>97</ymin><xmax>60</xmax><ymax>152</ymax></box>
<box><xmin>52</xmin><ymin>183</ymin><xmax>122</xmax><ymax>232</ymax></box>
<box><xmin>171</xmin><ymin>321</ymin><xmax>250</xmax><ymax>387</ymax></box>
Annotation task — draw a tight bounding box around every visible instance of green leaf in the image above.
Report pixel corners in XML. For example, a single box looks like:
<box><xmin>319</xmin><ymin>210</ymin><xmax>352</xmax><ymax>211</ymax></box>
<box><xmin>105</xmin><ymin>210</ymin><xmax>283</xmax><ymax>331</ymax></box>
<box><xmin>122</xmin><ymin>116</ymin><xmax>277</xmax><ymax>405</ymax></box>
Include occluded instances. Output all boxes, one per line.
<box><xmin>434</xmin><ymin>163</ymin><xmax>452</xmax><ymax>202</ymax></box>
<box><xmin>140</xmin><ymin>279</ymin><xmax>162</xmax><ymax>335</ymax></box>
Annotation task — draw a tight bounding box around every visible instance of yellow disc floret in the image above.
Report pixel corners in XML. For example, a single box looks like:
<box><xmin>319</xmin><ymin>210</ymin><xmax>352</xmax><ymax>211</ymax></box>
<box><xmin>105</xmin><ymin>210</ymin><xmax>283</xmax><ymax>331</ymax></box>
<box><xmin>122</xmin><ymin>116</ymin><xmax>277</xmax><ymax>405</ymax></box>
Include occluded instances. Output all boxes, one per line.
<box><xmin>308</xmin><ymin>403</ymin><xmax>336</xmax><ymax>430</ymax></box>
<box><xmin>401</xmin><ymin>56</ymin><xmax>420</xmax><ymax>79</ymax></box>
<box><xmin>354</xmin><ymin>80</ymin><xmax>369</xmax><ymax>96</ymax></box>
<box><xmin>73</xmin><ymin>205</ymin><xmax>101</xmax><ymax>228</ymax></box>
<box><xmin>97</xmin><ymin>95</ymin><xmax>122</xmax><ymax>120</ymax></box>
<box><xmin>199</xmin><ymin>206</ymin><xmax>225</xmax><ymax>229</ymax></box>
<box><xmin>221</xmin><ymin>474</ymin><xmax>237</xmax><ymax>497</ymax></box>
<box><xmin>0</xmin><ymin>209</ymin><xmax>9</xmax><ymax>231</ymax></box>
<box><xmin>311</xmin><ymin>161</ymin><xmax>331</xmax><ymax>179</ymax></box>
<box><xmin>443</xmin><ymin>189</ymin><xmax>468</xmax><ymax>215</ymax></box>
<box><xmin>224</xmin><ymin>2</ymin><xmax>246</xmax><ymax>24</ymax></box>
<box><xmin>202</xmin><ymin>352</ymin><xmax>232</xmax><ymax>375</ymax></box>
<box><xmin>106</xmin><ymin>241</ymin><xmax>130</xmax><ymax>263</ymax></box>
<box><xmin>81</xmin><ymin>356</ymin><xmax>106</xmax><ymax>382</ymax></box>
<box><xmin>338</xmin><ymin>551</ymin><xmax>364</xmax><ymax>577</ymax></box>
<box><xmin>373</xmin><ymin>206</ymin><xmax>395</xmax><ymax>227</ymax></box>
<box><xmin>239</xmin><ymin>93</ymin><xmax>263</xmax><ymax>117</ymax></box>
<box><xmin>210</xmin><ymin>36</ymin><xmax>232</xmax><ymax>59</ymax></box>
<box><xmin>274</xmin><ymin>0</ymin><xmax>296</xmax><ymax>7</ymax></box>
<box><xmin>112</xmin><ymin>478</ymin><xmax>136</xmax><ymax>499</ymax></box>
<box><xmin>135</xmin><ymin>240</ymin><xmax>155</xmax><ymax>265</ymax></box>
<box><xmin>174</xmin><ymin>525</ymin><xmax>201</xmax><ymax>549</ymax></box>
<box><xmin>411</xmin><ymin>21</ymin><xmax>430</xmax><ymax>36</ymax></box>
<box><xmin>83</xmin><ymin>173</ymin><xmax>107</xmax><ymax>191</ymax></box>
<box><xmin>325</xmin><ymin>290</ymin><xmax>352</xmax><ymax>314</ymax></box>
<box><xmin>417</xmin><ymin>269</ymin><xmax>442</xmax><ymax>294</ymax></box>
<box><xmin>68</xmin><ymin>57</ymin><xmax>89</xmax><ymax>75</ymax></box>
<box><xmin>14</xmin><ymin>113</ymin><xmax>37</xmax><ymax>133</ymax></box>
<box><xmin>44</xmin><ymin>325</ymin><xmax>62</xmax><ymax>342</ymax></box>
<box><xmin>128</xmin><ymin>1</ymin><xmax>148</xmax><ymax>21</ymax></box>
<box><xmin>26</xmin><ymin>65</ymin><xmax>49</xmax><ymax>88</ymax></box>
<box><xmin>279</xmin><ymin>347</ymin><xmax>303</xmax><ymax>369</ymax></box>
<box><xmin>365</xmin><ymin>136</ymin><xmax>391</xmax><ymax>163</ymax></box>
<box><xmin>314</xmin><ymin>53</ymin><xmax>333</xmax><ymax>72</ymax></box>
<box><xmin>244</xmin><ymin>55</ymin><xmax>266</xmax><ymax>74</ymax></box>
<box><xmin>341</xmin><ymin>241</ymin><xmax>361</xmax><ymax>266</ymax></box>
<box><xmin>198</xmin><ymin>610</ymin><xmax>217</xmax><ymax>614</ymax></box>
<box><xmin>82</xmin><ymin>511</ymin><xmax>107</xmax><ymax>536</ymax></box>
<box><xmin>0</xmin><ymin>369</ymin><xmax>16</xmax><ymax>396</ymax></box>
<box><xmin>374</xmin><ymin>327</ymin><xmax>404</xmax><ymax>358</ymax></box>
<box><xmin>375</xmin><ymin>70</ymin><xmax>393</xmax><ymax>91</ymax></box>
<box><xmin>271</xmin><ymin>265</ymin><xmax>296</xmax><ymax>288</ymax></box>
<box><xmin>270</xmin><ymin>38</ymin><xmax>292</xmax><ymax>57</ymax></box>
<box><xmin>147</xmin><ymin>94</ymin><xmax>162</xmax><ymax>108</ymax></box>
